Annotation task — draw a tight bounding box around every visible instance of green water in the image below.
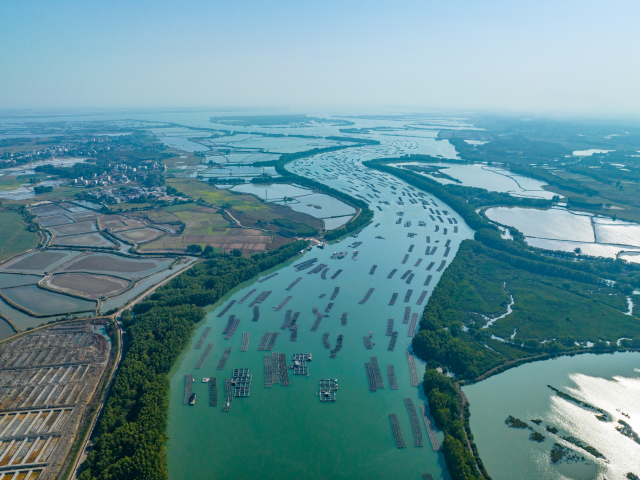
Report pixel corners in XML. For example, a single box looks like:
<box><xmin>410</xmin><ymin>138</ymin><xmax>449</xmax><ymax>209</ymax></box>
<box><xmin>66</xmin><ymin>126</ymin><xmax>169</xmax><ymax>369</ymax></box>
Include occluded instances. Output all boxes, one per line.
<box><xmin>463</xmin><ymin>352</ymin><xmax>640</xmax><ymax>480</ymax></box>
<box><xmin>167</xmin><ymin>146</ymin><xmax>471</xmax><ymax>479</ymax></box>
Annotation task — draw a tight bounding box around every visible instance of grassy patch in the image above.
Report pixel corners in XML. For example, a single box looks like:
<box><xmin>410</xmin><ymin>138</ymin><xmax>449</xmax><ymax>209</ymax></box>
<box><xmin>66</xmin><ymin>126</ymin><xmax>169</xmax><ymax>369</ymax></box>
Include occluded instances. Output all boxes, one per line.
<box><xmin>0</xmin><ymin>210</ymin><xmax>40</xmax><ymax>263</ymax></box>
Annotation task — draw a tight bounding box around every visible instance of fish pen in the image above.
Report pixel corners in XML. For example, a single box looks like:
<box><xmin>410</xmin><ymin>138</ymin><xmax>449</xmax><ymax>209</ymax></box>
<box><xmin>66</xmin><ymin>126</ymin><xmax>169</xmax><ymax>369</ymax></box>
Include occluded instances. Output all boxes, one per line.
<box><xmin>386</xmin><ymin>319</ymin><xmax>394</xmax><ymax>335</ymax></box>
<box><xmin>408</xmin><ymin>245</ymin><xmax>414</xmax><ymax>252</ymax></box>
<box><xmin>387</xmin><ymin>365</ymin><xmax>398</xmax><ymax>389</ymax></box>
<box><xmin>370</xmin><ymin>357</ymin><xmax>384</xmax><ymax>389</ymax></box>
<box><xmin>365</xmin><ymin>362</ymin><xmax>377</xmax><ymax>391</ymax></box>
<box><xmin>249</xmin><ymin>290</ymin><xmax>272</xmax><ymax>308</ymax></box>
<box><xmin>259</xmin><ymin>272</ymin><xmax>279</xmax><ymax>283</ymax></box>
<box><xmin>404</xmin><ymin>398</ymin><xmax>423</xmax><ymax>447</ymax></box>
<box><xmin>325</xmin><ymin>302</ymin><xmax>334</xmax><ymax>313</ymax></box>
<box><xmin>401</xmin><ymin>254</ymin><xmax>409</xmax><ymax>264</ymax></box>
<box><xmin>403</xmin><ymin>307</ymin><xmax>411</xmax><ymax>324</ymax></box>
<box><xmin>217</xmin><ymin>348</ymin><xmax>232</xmax><ymax>370</ymax></box>
<box><xmin>369</xmin><ymin>265</ymin><xmax>377</xmax><ymax>275</ymax></box>
<box><xmin>331</xmin><ymin>269</ymin><xmax>343</xmax><ymax>279</ymax></box>
<box><xmin>322</xmin><ymin>333</ymin><xmax>331</xmax><ymax>348</ymax></box>
<box><xmin>264</xmin><ymin>355</ymin><xmax>273</xmax><ymax>388</ymax></box>
<box><xmin>290</xmin><ymin>324</ymin><xmax>298</xmax><ymax>341</ymax></box>
<box><xmin>406</xmin><ymin>273</ymin><xmax>415</xmax><ymax>284</ymax></box>
<box><xmin>416</xmin><ymin>291</ymin><xmax>428</xmax><ymax>305</ymax></box>
<box><xmin>443</xmin><ymin>227</ymin><xmax>447</xmax><ymax>234</ymax></box>
<box><xmin>444</xmin><ymin>247</ymin><xmax>450</xmax><ymax>257</ymax></box>
<box><xmin>340</xmin><ymin>312</ymin><xmax>348</xmax><ymax>326</ymax></box>
<box><xmin>294</xmin><ymin>258</ymin><xmax>318</xmax><ymax>271</ymax></box>
<box><xmin>387</xmin><ymin>268</ymin><xmax>398</xmax><ymax>279</ymax></box>
<box><xmin>222</xmin><ymin>315</ymin><xmax>236</xmax><ymax>335</ymax></box>
<box><xmin>285</xmin><ymin>277</ymin><xmax>302</xmax><ymax>291</ymax></box>
<box><xmin>330</xmin><ymin>334</ymin><xmax>344</xmax><ymax>359</ymax></box>
<box><xmin>426</xmin><ymin>236</ymin><xmax>430</xmax><ymax>243</ymax></box>
<box><xmin>407</xmin><ymin>352</ymin><xmax>419</xmax><ymax>386</ymax></box>
<box><xmin>363</xmin><ymin>336</ymin><xmax>373</xmax><ymax>349</ymax></box>
<box><xmin>216</xmin><ymin>300</ymin><xmax>236</xmax><ymax>318</ymax></box>
<box><xmin>426</xmin><ymin>262</ymin><xmax>435</xmax><ymax>271</ymax></box>
<box><xmin>330</xmin><ymin>287</ymin><xmax>340</xmax><ymax>300</ymax></box>
<box><xmin>293</xmin><ymin>353</ymin><xmax>311</xmax><ymax>375</ymax></box>
<box><xmin>389</xmin><ymin>293</ymin><xmax>398</xmax><ymax>306</ymax></box>
<box><xmin>454</xmin><ymin>226</ymin><xmax>458</xmax><ymax>233</ymax></box>
<box><xmin>414</xmin><ymin>258</ymin><xmax>422</xmax><ymax>267</ymax></box>
<box><xmin>240</xmin><ymin>332</ymin><xmax>250</xmax><ymax>351</ymax></box>
<box><xmin>403</xmin><ymin>290</ymin><xmax>413</xmax><ymax>303</ymax></box>
<box><xmin>183</xmin><ymin>374</ymin><xmax>193</xmax><ymax>405</ymax></box>
<box><xmin>308</xmin><ymin>263</ymin><xmax>328</xmax><ymax>275</ymax></box>
<box><xmin>238</xmin><ymin>288</ymin><xmax>257</xmax><ymax>304</ymax></box>
<box><xmin>321</xmin><ymin>268</ymin><xmax>330</xmax><ymax>279</ymax></box>
<box><xmin>270</xmin><ymin>353</ymin><xmax>281</xmax><ymax>384</ymax></box>
<box><xmin>445</xmin><ymin>239</ymin><xmax>451</xmax><ymax>247</ymax></box>
<box><xmin>222</xmin><ymin>378</ymin><xmax>232</xmax><ymax>412</ymax></box>
<box><xmin>252</xmin><ymin>306</ymin><xmax>260</xmax><ymax>322</ymax></box>
<box><xmin>281</xmin><ymin>310</ymin><xmax>293</xmax><ymax>330</ymax></box>
<box><xmin>209</xmin><ymin>378</ymin><xmax>218</xmax><ymax>406</ymax></box>
<box><xmin>420</xmin><ymin>405</ymin><xmax>441</xmax><ymax>451</ymax></box>
<box><xmin>311</xmin><ymin>312</ymin><xmax>323</xmax><ymax>332</ymax></box>
<box><xmin>400</xmin><ymin>270</ymin><xmax>412</xmax><ymax>280</ymax></box>
<box><xmin>387</xmin><ymin>332</ymin><xmax>398</xmax><ymax>351</ymax></box>
<box><xmin>408</xmin><ymin>314</ymin><xmax>418</xmax><ymax>337</ymax></box>
<box><xmin>195</xmin><ymin>327</ymin><xmax>212</xmax><ymax>349</ymax></box>
<box><xmin>264</xmin><ymin>332</ymin><xmax>279</xmax><ymax>351</ymax></box>
<box><xmin>318</xmin><ymin>379</ymin><xmax>338</xmax><ymax>402</ymax></box>
<box><xmin>424</xmin><ymin>275</ymin><xmax>433</xmax><ymax>286</ymax></box>
<box><xmin>279</xmin><ymin>353</ymin><xmax>290</xmax><ymax>386</ymax></box>
<box><xmin>319</xmin><ymin>293</ymin><xmax>326</xmax><ymax>298</ymax></box>
<box><xmin>274</xmin><ymin>296</ymin><xmax>293</xmax><ymax>312</ymax></box>
<box><xmin>389</xmin><ymin>414</ymin><xmax>406</xmax><ymax>448</ymax></box>
<box><xmin>358</xmin><ymin>287</ymin><xmax>375</xmax><ymax>305</ymax></box>
<box><xmin>195</xmin><ymin>343</ymin><xmax>214</xmax><ymax>369</ymax></box>
<box><xmin>436</xmin><ymin>260</ymin><xmax>447</xmax><ymax>272</ymax></box>
<box><xmin>224</xmin><ymin>318</ymin><xmax>240</xmax><ymax>340</ymax></box>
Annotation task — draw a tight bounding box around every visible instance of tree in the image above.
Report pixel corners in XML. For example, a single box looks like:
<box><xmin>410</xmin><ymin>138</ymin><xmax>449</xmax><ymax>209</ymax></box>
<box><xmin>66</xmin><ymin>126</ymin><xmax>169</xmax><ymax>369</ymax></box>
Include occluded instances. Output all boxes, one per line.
<box><xmin>187</xmin><ymin>244</ymin><xmax>202</xmax><ymax>253</ymax></box>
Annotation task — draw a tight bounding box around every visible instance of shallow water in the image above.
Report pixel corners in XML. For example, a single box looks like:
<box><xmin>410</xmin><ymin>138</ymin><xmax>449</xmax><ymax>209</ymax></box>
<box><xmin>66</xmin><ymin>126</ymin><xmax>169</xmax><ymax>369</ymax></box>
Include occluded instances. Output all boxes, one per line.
<box><xmin>463</xmin><ymin>352</ymin><xmax>640</xmax><ymax>480</ymax></box>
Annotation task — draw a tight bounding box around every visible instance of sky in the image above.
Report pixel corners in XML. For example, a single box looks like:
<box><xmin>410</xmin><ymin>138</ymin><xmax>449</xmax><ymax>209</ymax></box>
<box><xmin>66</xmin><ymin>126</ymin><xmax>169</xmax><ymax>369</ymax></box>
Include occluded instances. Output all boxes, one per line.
<box><xmin>1</xmin><ymin>0</ymin><xmax>639</xmax><ymax>115</ymax></box>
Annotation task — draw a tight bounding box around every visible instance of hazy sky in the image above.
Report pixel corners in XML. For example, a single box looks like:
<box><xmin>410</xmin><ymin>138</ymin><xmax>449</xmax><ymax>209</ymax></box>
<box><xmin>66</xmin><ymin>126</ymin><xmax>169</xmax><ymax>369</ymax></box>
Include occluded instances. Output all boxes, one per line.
<box><xmin>1</xmin><ymin>0</ymin><xmax>639</xmax><ymax>115</ymax></box>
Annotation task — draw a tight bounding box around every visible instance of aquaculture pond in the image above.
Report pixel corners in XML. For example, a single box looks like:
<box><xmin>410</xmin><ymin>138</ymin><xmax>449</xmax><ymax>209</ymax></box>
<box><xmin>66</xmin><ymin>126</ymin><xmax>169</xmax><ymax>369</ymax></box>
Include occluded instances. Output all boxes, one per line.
<box><xmin>167</xmin><ymin>135</ymin><xmax>471</xmax><ymax>480</ymax></box>
<box><xmin>463</xmin><ymin>352</ymin><xmax>640</xmax><ymax>480</ymax></box>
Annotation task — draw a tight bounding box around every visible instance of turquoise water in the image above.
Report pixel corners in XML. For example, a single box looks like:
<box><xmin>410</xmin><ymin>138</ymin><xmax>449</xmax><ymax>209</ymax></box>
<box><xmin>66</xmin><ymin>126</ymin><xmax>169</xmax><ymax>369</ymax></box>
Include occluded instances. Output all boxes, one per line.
<box><xmin>463</xmin><ymin>352</ymin><xmax>640</xmax><ymax>480</ymax></box>
<box><xmin>167</xmin><ymin>138</ymin><xmax>471</xmax><ymax>479</ymax></box>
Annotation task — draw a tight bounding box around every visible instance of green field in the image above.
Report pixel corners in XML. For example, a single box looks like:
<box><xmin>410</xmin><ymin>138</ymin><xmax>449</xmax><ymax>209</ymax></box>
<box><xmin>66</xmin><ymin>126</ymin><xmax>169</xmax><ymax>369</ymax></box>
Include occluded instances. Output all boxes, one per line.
<box><xmin>0</xmin><ymin>210</ymin><xmax>40</xmax><ymax>263</ymax></box>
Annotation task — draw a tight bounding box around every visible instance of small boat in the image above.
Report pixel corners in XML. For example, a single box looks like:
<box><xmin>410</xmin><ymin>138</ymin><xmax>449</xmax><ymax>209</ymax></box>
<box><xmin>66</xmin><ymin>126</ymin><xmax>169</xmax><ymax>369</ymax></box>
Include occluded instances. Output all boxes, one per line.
<box><xmin>189</xmin><ymin>393</ymin><xmax>196</xmax><ymax>405</ymax></box>
<box><xmin>202</xmin><ymin>377</ymin><xmax>210</xmax><ymax>383</ymax></box>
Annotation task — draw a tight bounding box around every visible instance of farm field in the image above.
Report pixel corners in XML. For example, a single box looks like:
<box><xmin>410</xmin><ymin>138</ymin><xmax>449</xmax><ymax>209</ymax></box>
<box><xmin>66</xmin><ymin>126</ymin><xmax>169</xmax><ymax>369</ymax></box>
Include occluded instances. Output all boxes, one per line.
<box><xmin>0</xmin><ymin>210</ymin><xmax>40</xmax><ymax>263</ymax></box>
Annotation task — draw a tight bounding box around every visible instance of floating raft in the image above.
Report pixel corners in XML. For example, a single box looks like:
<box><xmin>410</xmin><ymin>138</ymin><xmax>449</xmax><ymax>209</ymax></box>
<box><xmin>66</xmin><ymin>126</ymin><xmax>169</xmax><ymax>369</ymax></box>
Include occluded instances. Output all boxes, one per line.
<box><xmin>363</xmin><ymin>336</ymin><xmax>373</xmax><ymax>349</ymax></box>
<box><xmin>454</xmin><ymin>226</ymin><xmax>458</xmax><ymax>233</ymax></box>
<box><xmin>424</xmin><ymin>275</ymin><xmax>433</xmax><ymax>287</ymax></box>
<box><xmin>217</xmin><ymin>300</ymin><xmax>236</xmax><ymax>318</ymax></box>
<box><xmin>370</xmin><ymin>357</ymin><xmax>384</xmax><ymax>389</ymax></box>
<box><xmin>436</xmin><ymin>260</ymin><xmax>447</xmax><ymax>272</ymax></box>
<box><xmin>325</xmin><ymin>302</ymin><xmax>334</xmax><ymax>313</ymax></box>
<box><xmin>400</xmin><ymin>269</ymin><xmax>412</xmax><ymax>280</ymax></box>
<box><xmin>414</xmin><ymin>258</ymin><xmax>422</xmax><ymax>267</ymax></box>
<box><xmin>387</xmin><ymin>332</ymin><xmax>398</xmax><ymax>351</ymax></box>
<box><xmin>403</xmin><ymin>307</ymin><xmax>411</xmax><ymax>324</ymax></box>
<box><xmin>195</xmin><ymin>327</ymin><xmax>212</xmax><ymax>349</ymax></box>
<box><xmin>340</xmin><ymin>312</ymin><xmax>348</xmax><ymax>326</ymax></box>
<box><xmin>321</xmin><ymin>268</ymin><xmax>330</xmax><ymax>279</ymax></box>
<box><xmin>426</xmin><ymin>236</ymin><xmax>430</xmax><ymax>243</ymax></box>
<box><xmin>405</xmin><ymin>398</ymin><xmax>424</xmax><ymax>447</ymax></box>
<box><xmin>386</xmin><ymin>319</ymin><xmax>394</xmax><ymax>336</ymax></box>
<box><xmin>285</xmin><ymin>277</ymin><xmax>302</xmax><ymax>291</ymax></box>
<box><xmin>259</xmin><ymin>272</ymin><xmax>279</xmax><ymax>283</ymax></box>
<box><xmin>249</xmin><ymin>290</ymin><xmax>272</xmax><ymax>307</ymax></box>
<box><xmin>265</xmin><ymin>332</ymin><xmax>279</xmax><ymax>351</ymax></box>
<box><xmin>281</xmin><ymin>310</ymin><xmax>293</xmax><ymax>330</ymax></box>
<box><xmin>274</xmin><ymin>295</ymin><xmax>293</xmax><ymax>312</ymax></box>
<box><xmin>407</xmin><ymin>352</ymin><xmax>419</xmax><ymax>386</ymax></box>
<box><xmin>389</xmin><ymin>414</ymin><xmax>406</xmax><ymax>448</ymax></box>
<box><xmin>222</xmin><ymin>378</ymin><xmax>232</xmax><ymax>412</ymax></box>
<box><xmin>408</xmin><ymin>314</ymin><xmax>418</xmax><ymax>337</ymax></box>
<box><xmin>406</xmin><ymin>273</ymin><xmax>415</xmax><ymax>284</ymax></box>
<box><xmin>290</xmin><ymin>324</ymin><xmax>298</xmax><ymax>341</ymax></box>
<box><xmin>331</xmin><ymin>269</ymin><xmax>343</xmax><ymax>279</ymax></box>
<box><xmin>279</xmin><ymin>352</ymin><xmax>290</xmax><ymax>386</ymax></box>
<box><xmin>426</xmin><ymin>262</ymin><xmax>435</xmax><ymax>271</ymax></box>
<box><xmin>369</xmin><ymin>265</ymin><xmax>377</xmax><ymax>275</ymax></box>
<box><xmin>241</xmin><ymin>332</ymin><xmax>250</xmax><ymax>351</ymax></box>
<box><xmin>238</xmin><ymin>288</ymin><xmax>257</xmax><ymax>304</ymax></box>
<box><xmin>224</xmin><ymin>318</ymin><xmax>241</xmax><ymax>340</ymax></box>
<box><xmin>387</xmin><ymin>269</ymin><xmax>398</xmax><ymax>279</ymax></box>
<box><xmin>445</xmin><ymin>239</ymin><xmax>451</xmax><ymax>247</ymax></box>
<box><xmin>319</xmin><ymin>293</ymin><xmax>326</xmax><ymax>299</ymax></box>
<box><xmin>365</xmin><ymin>362</ymin><xmax>377</xmax><ymax>391</ymax></box>
<box><xmin>416</xmin><ymin>290</ymin><xmax>428</xmax><ymax>305</ymax></box>
<box><xmin>404</xmin><ymin>290</ymin><xmax>413</xmax><ymax>303</ymax></box>
<box><xmin>330</xmin><ymin>334</ymin><xmax>344</xmax><ymax>359</ymax></box>
<box><xmin>420</xmin><ymin>405</ymin><xmax>441</xmax><ymax>451</ymax></box>
<box><xmin>222</xmin><ymin>315</ymin><xmax>236</xmax><ymax>335</ymax></box>
<box><xmin>359</xmin><ymin>288</ymin><xmax>375</xmax><ymax>305</ymax></box>
<box><xmin>387</xmin><ymin>365</ymin><xmax>398</xmax><ymax>389</ymax></box>
<box><xmin>183</xmin><ymin>374</ymin><xmax>193</xmax><ymax>405</ymax></box>
<box><xmin>322</xmin><ymin>333</ymin><xmax>331</xmax><ymax>349</ymax></box>
<box><xmin>308</xmin><ymin>263</ymin><xmax>328</xmax><ymax>274</ymax></box>
<box><xmin>311</xmin><ymin>312</ymin><xmax>323</xmax><ymax>332</ymax></box>
<box><xmin>319</xmin><ymin>379</ymin><xmax>338</xmax><ymax>402</ymax></box>
<box><xmin>252</xmin><ymin>306</ymin><xmax>260</xmax><ymax>322</ymax></box>
<box><xmin>264</xmin><ymin>354</ymin><xmax>273</xmax><ymax>387</ymax></box>
<box><xmin>389</xmin><ymin>293</ymin><xmax>398</xmax><ymax>306</ymax></box>
<box><xmin>408</xmin><ymin>245</ymin><xmax>414</xmax><ymax>252</ymax></box>
<box><xmin>401</xmin><ymin>254</ymin><xmax>409</xmax><ymax>264</ymax></box>
<box><xmin>195</xmin><ymin>343</ymin><xmax>214</xmax><ymax>369</ymax></box>
<box><xmin>330</xmin><ymin>287</ymin><xmax>340</xmax><ymax>300</ymax></box>
<box><xmin>295</xmin><ymin>258</ymin><xmax>318</xmax><ymax>271</ymax></box>
<box><xmin>217</xmin><ymin>347</ymin><xmax>232</xmax><ymax>370</ymax></box>
<box><xmin>209</xmin><ymin>377</ymin><xmax>217</xmax><ymax>406</ymax></box>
